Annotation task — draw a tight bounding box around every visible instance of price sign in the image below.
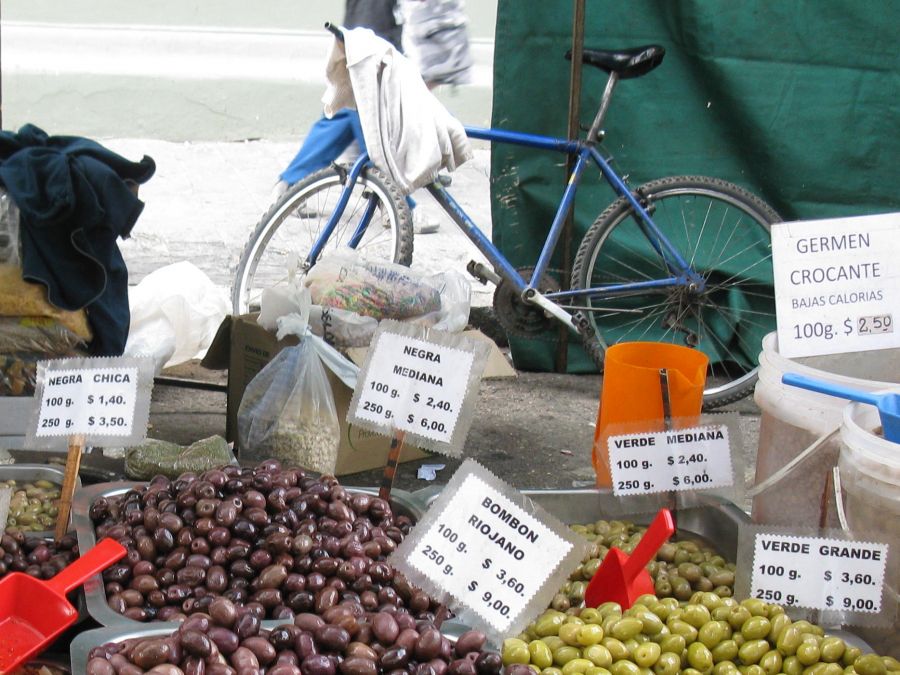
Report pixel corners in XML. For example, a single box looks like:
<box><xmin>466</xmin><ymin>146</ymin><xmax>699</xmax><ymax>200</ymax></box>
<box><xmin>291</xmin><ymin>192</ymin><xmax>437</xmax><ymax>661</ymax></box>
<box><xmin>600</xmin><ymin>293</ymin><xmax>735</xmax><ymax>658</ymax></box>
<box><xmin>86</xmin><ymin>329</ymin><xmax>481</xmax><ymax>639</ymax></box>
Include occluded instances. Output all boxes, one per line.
<box><xmin>607</xmin><ymin>423</ymin><xmax>734</xmax><ymax>496</ymax></box>
<box><xmin>349</xmin><ymin>321</ymin><xmax>490</xmax><ymax>456</ymax></box>
<box><xmin>736</xmin><ymin>527</ymin><xmax>894</xmax><ymax>626</ymax></box>
<box><xmin>772</xmin><ymin>212</ymin><xmax>900</xmax><ymax>358</ymax></box>
<box><xmin>390</xmin><ymin>460</ymin><xmax>588</xmax><ymax>642</ymax></box>
<box><xmin>26</xmin><ymin>356</ymin><xmax>155</xmax><ymax>449</ymax></box>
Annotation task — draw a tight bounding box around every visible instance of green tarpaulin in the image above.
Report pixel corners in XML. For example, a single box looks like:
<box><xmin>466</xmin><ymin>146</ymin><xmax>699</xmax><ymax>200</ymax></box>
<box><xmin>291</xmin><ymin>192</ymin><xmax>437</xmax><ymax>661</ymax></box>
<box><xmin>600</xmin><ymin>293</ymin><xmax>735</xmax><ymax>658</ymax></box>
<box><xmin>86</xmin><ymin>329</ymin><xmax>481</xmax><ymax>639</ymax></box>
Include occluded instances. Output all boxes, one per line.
<box><xmin>490</xmin><ymin>0</ymin><xmax>899</xmax><ymax>372</ymax></box>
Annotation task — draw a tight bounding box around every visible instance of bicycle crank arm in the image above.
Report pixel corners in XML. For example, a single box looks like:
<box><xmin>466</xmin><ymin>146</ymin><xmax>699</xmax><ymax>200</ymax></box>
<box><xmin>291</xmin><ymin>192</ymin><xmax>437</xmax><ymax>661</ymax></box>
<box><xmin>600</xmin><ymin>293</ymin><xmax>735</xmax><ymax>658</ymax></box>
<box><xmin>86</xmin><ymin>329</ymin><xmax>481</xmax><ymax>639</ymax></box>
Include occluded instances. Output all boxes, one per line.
<box><xmin>527</xmin><ymin>292</ymin><xmax>579</xmax><ymax>330</ymax></box>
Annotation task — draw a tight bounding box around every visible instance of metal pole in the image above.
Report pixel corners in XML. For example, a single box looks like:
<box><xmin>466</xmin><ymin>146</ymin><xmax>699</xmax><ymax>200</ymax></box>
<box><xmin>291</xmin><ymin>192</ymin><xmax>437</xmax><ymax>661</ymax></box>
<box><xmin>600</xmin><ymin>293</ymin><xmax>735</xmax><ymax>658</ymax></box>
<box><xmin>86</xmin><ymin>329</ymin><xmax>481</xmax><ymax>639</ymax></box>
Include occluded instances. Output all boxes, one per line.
<box><xmin>555</xmin><ymin>0</ymin><xmax>585</xmax><ymax>373</ymax></box>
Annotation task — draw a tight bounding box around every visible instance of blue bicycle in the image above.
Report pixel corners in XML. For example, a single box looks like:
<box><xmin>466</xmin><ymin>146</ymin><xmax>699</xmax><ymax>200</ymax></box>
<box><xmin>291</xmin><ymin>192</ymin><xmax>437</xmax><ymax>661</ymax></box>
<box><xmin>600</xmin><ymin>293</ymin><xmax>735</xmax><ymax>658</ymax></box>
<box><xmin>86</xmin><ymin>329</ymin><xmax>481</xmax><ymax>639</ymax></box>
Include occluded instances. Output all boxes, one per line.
<box><xmin>233</xmin><ymin>41</ymin><xmax>781</xmax><ymax>408</ymax></box>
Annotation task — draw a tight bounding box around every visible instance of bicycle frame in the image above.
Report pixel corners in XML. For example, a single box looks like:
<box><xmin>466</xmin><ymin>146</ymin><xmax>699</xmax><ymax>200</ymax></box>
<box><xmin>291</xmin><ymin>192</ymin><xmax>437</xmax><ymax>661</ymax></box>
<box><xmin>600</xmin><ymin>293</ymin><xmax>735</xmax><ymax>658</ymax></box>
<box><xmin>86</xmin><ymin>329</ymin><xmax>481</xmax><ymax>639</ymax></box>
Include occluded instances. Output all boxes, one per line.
<box><xmin>304</xmin><ymin>124</ymin><xmax>707</xmax><ymax>331</ymax></box>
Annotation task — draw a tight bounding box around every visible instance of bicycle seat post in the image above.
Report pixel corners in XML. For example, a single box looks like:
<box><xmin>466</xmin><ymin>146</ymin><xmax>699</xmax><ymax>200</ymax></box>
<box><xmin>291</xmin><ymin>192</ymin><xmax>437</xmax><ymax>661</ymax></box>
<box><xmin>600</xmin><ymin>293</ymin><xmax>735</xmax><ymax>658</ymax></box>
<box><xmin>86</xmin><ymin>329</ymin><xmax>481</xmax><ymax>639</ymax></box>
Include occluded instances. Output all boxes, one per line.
<box><xmin>586</xmin><ymin>71</ymin><xmax>619</xmax><ymax>143</ymax></box>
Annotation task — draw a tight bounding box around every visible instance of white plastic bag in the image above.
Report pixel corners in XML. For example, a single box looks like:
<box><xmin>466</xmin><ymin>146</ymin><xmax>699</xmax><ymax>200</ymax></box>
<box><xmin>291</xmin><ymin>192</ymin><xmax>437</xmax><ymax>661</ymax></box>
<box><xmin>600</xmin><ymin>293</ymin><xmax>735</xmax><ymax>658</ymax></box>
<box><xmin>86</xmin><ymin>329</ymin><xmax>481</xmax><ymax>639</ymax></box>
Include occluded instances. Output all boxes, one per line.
<box><xmin>124</xmin><ymin>261</ymin><xmax>230</xmax><ymax>373</ymax></box>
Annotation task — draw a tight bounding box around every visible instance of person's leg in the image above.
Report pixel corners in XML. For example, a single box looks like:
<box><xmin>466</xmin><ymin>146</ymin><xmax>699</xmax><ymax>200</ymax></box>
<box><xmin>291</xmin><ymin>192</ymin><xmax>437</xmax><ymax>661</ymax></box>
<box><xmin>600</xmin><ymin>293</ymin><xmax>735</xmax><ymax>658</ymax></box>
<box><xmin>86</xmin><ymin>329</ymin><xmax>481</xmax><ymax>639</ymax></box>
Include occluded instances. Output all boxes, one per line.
<box><xmin>279</xmin><ymin>109</ymin><xmax>358</xmax><ymax>185</ymax></box>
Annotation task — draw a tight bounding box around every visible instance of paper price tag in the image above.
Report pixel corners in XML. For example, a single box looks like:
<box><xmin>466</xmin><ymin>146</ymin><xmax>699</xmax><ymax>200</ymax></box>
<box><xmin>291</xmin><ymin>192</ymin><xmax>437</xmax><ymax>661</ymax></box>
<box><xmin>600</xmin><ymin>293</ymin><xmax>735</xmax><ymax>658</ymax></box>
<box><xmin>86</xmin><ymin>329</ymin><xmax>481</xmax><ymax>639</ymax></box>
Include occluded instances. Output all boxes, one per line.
<box><xmin>735</xmin><ymin>527</ymin><xmax>896</xmax><ymax>627</ymax></box>
<box><xmin>26</xmin><ymin>356</ymin><xmax>155</xmax><ymax>449</ymax></box>
<box><xmin>608</xmin><ymin>424</ymin><xmax>733</xmax><ymax>496</ymax></box>
<box><xmin>772</xmin><ymin>212</ymin><xmax>900</xmax><ymax>358</ymax></box>
<box><xmin>752</xmin><ymin>533</ymin><xmax>887</xmax><ymax>612</ymax></box>
<box><xmin>390</xmin><ymin>460</ymin><xmax>588</xmax><ymax>642</ymax></box>
<box><xmin>349</xmin><ymin>321</ymin><xmax>490</xmax><ymax>456</ymax></box>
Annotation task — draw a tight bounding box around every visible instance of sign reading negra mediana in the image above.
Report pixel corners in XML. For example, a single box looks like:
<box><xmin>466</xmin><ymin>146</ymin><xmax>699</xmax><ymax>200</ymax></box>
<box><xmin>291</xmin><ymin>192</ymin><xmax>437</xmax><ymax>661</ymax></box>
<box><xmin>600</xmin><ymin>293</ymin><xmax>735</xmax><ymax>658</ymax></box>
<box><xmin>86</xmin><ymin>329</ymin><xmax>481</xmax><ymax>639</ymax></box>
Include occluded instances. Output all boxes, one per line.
<box><xmin>348</xmin><ymin>320</ymin><xmax>491</xmax><ymax>456</ymax></box>
<box><xmin>772</xmin><ymin>212</ymin><xmax>900</xmax><ymax>358</ymax></box>
<box><xmin>390</xmin><ymin>460</ymin><xmax>588</xmax><ymax>643</ymax></box>
<box><xmin>26</xmin><ymin>356</ymin><xmax>155</xmax><ymax>449</ymax></box>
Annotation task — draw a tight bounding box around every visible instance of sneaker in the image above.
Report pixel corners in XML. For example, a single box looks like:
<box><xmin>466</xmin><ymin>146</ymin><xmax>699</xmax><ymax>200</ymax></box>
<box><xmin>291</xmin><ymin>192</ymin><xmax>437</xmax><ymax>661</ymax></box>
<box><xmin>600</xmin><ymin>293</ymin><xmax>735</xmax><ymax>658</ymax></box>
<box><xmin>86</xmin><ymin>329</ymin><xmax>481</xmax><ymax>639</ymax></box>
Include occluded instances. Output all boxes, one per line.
<box><xmin>413</xmin><ymin>210</ymin><xmax>440</xmax><ymax>235</ymax></box>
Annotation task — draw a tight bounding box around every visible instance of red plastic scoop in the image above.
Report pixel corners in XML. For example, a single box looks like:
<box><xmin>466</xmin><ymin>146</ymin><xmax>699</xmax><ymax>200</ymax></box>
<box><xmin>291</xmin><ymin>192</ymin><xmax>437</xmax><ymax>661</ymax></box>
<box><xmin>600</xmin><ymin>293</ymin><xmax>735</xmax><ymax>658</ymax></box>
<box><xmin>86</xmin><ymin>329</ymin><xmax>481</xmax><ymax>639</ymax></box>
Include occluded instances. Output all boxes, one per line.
<box><xmin>0</xmin><ymin>537</ymin><xmax>126</xmax><ymax>671</ymax></box>
<box><xmin>584</xmin><ymin>508</ymin><xmax>675</xmax><ymax>609</ymax></box>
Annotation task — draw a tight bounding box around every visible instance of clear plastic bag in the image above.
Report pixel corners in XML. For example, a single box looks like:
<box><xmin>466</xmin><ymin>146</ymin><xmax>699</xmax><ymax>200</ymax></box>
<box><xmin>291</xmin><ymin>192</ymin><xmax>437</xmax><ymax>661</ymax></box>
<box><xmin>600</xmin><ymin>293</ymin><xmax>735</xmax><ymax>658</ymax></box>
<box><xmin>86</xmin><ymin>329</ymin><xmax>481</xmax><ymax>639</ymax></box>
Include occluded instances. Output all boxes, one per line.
<box><xmin>305</xmin><ymin>249</ymin><xmax>442</xmax><ymax>320</ymax></box>
<box><xmin>237</xmin><ymin>338</ymin><xmax>340</xmax><ymax>474</ymax></box>
<box><xmin>0</xmin><ymin>189</ymin><xmax>20</xmax><ymax>266</ymax></box>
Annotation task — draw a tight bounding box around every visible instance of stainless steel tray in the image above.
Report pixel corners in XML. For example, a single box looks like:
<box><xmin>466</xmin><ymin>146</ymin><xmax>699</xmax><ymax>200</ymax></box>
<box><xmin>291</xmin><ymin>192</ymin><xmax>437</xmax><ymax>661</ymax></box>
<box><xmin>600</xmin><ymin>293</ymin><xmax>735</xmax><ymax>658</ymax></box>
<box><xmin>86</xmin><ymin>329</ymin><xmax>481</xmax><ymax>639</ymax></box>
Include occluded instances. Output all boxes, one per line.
<box><xmin>0</xmin><ymin>462</ymin><xmax>80</xmax><ymax>538</ymax></box>
<box><xmin>70</xmin><ymin>624</ymin><xmax>180</xmax><ymax>674</ymax></box>
<box><xmin>412</xmin><ymin>486</ymin><xmax>748</xmax><ymax>560</ymax></box>
<box><xmin>73</xmin><ymin>481</ymin><xmax>426</xmax><ymax>628</ymax></box>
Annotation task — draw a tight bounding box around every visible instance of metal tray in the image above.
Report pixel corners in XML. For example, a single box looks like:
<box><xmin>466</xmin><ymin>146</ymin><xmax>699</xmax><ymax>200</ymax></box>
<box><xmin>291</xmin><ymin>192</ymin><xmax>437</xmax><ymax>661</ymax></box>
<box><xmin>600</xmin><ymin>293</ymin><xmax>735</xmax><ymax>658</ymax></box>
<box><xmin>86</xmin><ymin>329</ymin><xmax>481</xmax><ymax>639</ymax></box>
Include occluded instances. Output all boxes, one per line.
<box><xmin>70</xmin><ymin>624</ymin><xmax>179</xmax><ymax>674</ymax></box>
<box><xmin>73</xmin><ymin>481</ymin><xmax>426</xmax><ymax>628</ymax></box>
<box><xmin>412</xmin><ymin>486</ymin><xmax>748</xmax><ymax>561</ymax></box>
<box><xmin>0</xmin><ymin>462</ymin><xmax>80</xmax><ymax>538</ymax></box>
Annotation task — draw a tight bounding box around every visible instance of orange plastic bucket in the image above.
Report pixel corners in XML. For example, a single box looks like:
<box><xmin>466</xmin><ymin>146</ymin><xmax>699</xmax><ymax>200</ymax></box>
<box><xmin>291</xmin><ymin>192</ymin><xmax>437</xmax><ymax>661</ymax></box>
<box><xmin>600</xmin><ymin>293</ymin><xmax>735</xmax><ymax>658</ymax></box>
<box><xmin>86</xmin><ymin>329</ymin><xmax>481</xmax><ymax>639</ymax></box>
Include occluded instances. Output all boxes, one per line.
<box><xmin>592</xmin><ymin>342</ymin><xmax>708</xmax><ymax>486</ymax></box>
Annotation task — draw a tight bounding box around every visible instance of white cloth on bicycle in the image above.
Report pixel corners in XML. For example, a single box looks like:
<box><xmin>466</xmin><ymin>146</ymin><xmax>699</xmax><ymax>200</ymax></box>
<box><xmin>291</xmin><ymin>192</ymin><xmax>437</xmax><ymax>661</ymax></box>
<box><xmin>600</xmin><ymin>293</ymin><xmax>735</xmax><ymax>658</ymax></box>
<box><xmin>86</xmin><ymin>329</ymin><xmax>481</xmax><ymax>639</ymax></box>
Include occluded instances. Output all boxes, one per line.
<box><xmin>322</xmin><ymin>27</ymin><xmax>472</xmax><ymax>194</ymax></box>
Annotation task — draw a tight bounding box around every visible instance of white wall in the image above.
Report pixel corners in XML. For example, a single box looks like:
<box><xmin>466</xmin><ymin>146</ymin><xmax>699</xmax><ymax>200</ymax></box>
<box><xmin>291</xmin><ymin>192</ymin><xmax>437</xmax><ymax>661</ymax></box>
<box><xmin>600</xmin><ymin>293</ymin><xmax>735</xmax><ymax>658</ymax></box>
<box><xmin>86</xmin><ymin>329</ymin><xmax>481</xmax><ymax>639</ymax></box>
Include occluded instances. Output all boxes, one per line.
<box><xmin>0</xmin><ymin>0</ymin><xmax>496</xmax><ymax>141</ymax></box>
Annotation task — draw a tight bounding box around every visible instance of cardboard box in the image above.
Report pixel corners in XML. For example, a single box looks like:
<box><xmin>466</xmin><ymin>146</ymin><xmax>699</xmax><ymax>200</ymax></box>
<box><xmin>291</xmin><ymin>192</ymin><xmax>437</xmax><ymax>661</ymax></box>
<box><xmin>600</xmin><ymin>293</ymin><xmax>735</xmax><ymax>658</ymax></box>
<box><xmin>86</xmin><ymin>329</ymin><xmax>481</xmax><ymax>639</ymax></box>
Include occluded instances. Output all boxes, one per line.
<box><xmin>202</xmin><ymin>315</ymin><xmax>430</xmax><ymax>475</ymax></box>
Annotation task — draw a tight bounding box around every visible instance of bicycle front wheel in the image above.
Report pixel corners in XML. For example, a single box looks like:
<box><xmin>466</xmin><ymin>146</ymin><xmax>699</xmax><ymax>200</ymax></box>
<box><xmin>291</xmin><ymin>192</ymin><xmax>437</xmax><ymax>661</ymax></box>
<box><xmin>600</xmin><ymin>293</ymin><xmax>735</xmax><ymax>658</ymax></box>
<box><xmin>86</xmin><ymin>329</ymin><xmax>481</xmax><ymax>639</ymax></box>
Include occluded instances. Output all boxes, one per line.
<box><xmin>572</xmin><ymin>175</ymin><xmax>782</xmax><ymax>409</ymax></box>
<box><xmin>232</xmin><ymin>164</ymin><xmax>413</xmax><ymax>314</ymax></box>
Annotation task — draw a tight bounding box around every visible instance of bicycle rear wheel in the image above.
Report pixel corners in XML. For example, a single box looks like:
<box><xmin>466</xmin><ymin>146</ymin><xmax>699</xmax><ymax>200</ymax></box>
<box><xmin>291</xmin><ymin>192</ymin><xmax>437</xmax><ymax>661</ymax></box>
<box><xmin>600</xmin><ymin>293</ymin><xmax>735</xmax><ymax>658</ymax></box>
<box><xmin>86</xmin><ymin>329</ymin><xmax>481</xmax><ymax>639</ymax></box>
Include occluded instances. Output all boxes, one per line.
<box><xmin>571</xmin><ymin>175</ymin><xmax>781</xmax><ymax>409</ymax></box>
<box><xmin>232</xmin><ymin>165</ymin><xmax>413</xmax><ymax>315</ymax></box>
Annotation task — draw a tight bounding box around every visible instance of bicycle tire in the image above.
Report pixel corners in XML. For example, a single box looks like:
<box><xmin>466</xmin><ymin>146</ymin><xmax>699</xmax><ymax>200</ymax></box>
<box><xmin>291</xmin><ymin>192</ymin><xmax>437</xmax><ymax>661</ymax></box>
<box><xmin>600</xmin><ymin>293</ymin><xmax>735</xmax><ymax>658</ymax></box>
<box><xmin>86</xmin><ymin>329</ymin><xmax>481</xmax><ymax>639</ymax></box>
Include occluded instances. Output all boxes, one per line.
<box><xmin>232</xmin><ymin>164</ymin><xmax>413</xmax><ymax>315</ymax></box>
<box><xmin>571</xmin><ymin>175</ymin><xmax>782</xmax><ymax>409</ymax></box>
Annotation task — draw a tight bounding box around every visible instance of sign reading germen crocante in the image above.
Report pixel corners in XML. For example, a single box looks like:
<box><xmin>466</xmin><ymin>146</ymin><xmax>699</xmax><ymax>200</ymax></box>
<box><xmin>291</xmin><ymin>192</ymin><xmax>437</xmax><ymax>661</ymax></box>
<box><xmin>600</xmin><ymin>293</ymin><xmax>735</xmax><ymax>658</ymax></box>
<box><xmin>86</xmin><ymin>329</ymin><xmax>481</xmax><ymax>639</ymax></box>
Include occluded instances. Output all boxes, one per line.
<box><xmin>772</xmin><ymin>212</ymin><xmax>900</xmax><ymax>358</ymax></box>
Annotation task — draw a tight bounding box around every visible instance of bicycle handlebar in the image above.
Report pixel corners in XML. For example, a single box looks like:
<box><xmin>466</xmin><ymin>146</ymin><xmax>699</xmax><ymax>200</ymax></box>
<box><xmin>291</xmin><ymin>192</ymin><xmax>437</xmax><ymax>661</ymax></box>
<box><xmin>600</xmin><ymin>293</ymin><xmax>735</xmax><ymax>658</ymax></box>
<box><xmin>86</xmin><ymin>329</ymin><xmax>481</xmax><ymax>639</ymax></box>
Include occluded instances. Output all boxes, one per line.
<box><xmin>325</xmin><ymin>22</ymin><xmax>345</xmax><ymax>43</ymax></box>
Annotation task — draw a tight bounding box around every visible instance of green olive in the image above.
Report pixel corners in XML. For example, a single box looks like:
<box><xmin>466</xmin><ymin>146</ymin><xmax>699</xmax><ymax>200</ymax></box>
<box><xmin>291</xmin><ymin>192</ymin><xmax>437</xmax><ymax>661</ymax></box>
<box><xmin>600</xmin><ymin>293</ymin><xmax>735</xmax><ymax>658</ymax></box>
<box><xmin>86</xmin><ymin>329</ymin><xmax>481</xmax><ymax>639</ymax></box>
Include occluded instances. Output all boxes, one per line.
<box><xmin>503</xmin><ymin>638</ymin><xmax>532</xmax><ymax>666</ymax></box>
<box><xmin>698</xmin><ymin>620</ymin><xmax>730</xmax><ymax>649</ymax></box>
<box><xmin>584</xmin><ymin>667</ymin><xmax>611</xmax><ymax>675</ymax></box>
<box><xmin>542</xmin><ymin>668</ymin><xmax>565</xmax><ymax>675</ymax></box>
<box><xmin>571</xmin><ymin>624</ymin><xmax>602</xmax><ymax>647</ymax></box>
<box><xmin>758</xmin><ymin>650</ymin><xmax>782</xmax><ymax>675</ymax></box>
<box><xmin>725</xmin><ymin>605</ymin><xmax>751</xmax><ymax>632</ymax></box>
<box><xmin>795</xmin><ymin>642</ymin><xmax>822</xmax><ymax>667</ymax></box>
<box><xmin>776</xmin><ymin>625</ymin><xmax>803</xmax><ymax>656</ymax></box>
<box><xmin>854</xmin><ymin>655</ymin><xmax>888</xmax><ymax>675</ymax></box>
<box><xmin>560</xmin><ymin>623</ymin><xmax>583</xmax><ymax>646</ymax></box>
<box><xmin>632</xmin><ymin>642</ymin><xmax>661</xmax><ymax>669</ymax></box>
<box><xmin>583</xmin><ymin>644</ymin><xmax>613</xmax><ymax>669</ymax></box>
<box><xmin>536</xmin><ymin>613</ymin><xmax>567</xmax><ymax>637</ymax></box>
<box><xmin>656</xmin><ymin>635</ymin><xmax>686</xmax><ymax>656</ymax></box>
<box><xmin>666</xmin><ymin>619</ymin><xmax>698</xmax><ymax>643</ymax></box>
<box><xmin>741</xmin><ymin>665</ymin><xmax>766</xmax><ymax>675</ymax></box>
<box><xmin>711</xmin><ymin>639</ymin><xmax>739</xmax><ymax>664</ymax></box>
<box><xmin>740</xmin><ymin>616</ymin><xmax>771</xmax><ymax>641</ymax></box>
<box><xmin>737</xmin><ymin>639</ymin><xmax>769</xmax><ymax>665</ymax></box>
<box><xmin>687</xmin><ymin>642</ymin><xmax>714</xmax><ymax>672</ymax></box>
<box><xmin>819</xmin><ymin>637</ymin><xmax>846</xmax><ymax>664</ymax></box>
<box><xmin>580</xmin><ymin>609</ymin><xmax>603</xmax><ymax>624</ymax></box>
<box><xmin>678</xmin><ymin>563</ymin><xmax>703</xmax><ymax>583</ymax></box>
<box><xmin>610</xmin><ymin>618</ymin><xmax>644</xmax><ymax>642</ymax></box>
<box><xmin>682</xmin><ymin>604</ymin><xmax>712</xmax><ymax>630</ymax></box>
<box><xmin>529</xmin><ymin>640</ymin><xmax>555</xmax><ymax>669</ymax></box>
<box><xmin>601</xmin><ymin>638</ymin><xmax>629</xmax><ymax>663</ymax></box>
<box><xmin>881</xmin><ymin>657</ymin><xmax>900</xmax><ymax>672</ymax></box>
<box><xmin>653</xmin><ymin>652</ymin><xmax>681</xmax><ymax>675</ymax></box>
<box><xmin>842</xmin><ymin>648</ymin><xmax>862</xmax><ymax>668</ymax></box>
<box><xmin>782</xmin><ymin>656</ymin><xmax>803</xmax><ymax>675</ymax></box>
<box><xmin>712</xmin><ymin>662</ymin><xmax>739</xmax><ymax>675</ymax></box>
<box><xmin>739</xmin><ymin>599</ymin><xmax>768</xmax><ymax>617</ymax></box>
<box><xmin>553</xmin><ymin>646</ymin><xmax>582</xmax><ymax>667</ymax></box>
<box><xmin>561</xmin><ymin>659</ymin><xmax>595</xmax><ymax>675</ymax></box>
<box><xmin>609</xmin><ymin>662</ymin><xmax>641</xmax><ymax>675</ymax></box>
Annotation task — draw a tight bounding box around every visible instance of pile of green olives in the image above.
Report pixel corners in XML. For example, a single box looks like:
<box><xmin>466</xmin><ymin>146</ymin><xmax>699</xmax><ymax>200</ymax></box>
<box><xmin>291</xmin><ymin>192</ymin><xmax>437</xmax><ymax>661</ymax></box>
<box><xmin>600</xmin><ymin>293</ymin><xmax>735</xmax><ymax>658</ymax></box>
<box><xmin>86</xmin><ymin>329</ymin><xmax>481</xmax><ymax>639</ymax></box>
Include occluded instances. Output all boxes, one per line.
<box><xmin>503</xmin><ymin>594</ymin><xmax>898</xmax><ymax>675</ymax></box>
<box><xmin>1</xmin><ymin>479</ymin><xmax>61</xmax><ymax>532</ymax></box>
<box><xmin>553</xmin><ymin>521</ymin><xmax>735</xmax><ymax>610</ymax></box>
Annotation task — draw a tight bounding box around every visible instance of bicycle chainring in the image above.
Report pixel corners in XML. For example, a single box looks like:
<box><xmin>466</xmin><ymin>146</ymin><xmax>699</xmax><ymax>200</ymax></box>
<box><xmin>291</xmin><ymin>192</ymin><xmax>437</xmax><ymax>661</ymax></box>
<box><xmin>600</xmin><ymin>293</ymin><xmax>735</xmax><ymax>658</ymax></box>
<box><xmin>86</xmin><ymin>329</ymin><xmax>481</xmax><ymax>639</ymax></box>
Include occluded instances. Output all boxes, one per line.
<box><xmin>492</xmin><ymin>267</ymin><xmax>562</xmax><ymax>337</ymax></box>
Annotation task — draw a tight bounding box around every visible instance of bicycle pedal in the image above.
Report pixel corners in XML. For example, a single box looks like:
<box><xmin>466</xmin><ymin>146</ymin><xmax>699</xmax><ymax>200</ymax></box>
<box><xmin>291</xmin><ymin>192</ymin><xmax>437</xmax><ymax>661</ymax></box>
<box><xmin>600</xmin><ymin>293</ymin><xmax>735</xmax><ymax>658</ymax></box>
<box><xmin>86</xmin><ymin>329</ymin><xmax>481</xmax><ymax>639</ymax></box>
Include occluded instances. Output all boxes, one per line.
<box><xmin>466</xmin><ymin>260</ymin><xmax>501</xmax><ymax>286</ymax></box>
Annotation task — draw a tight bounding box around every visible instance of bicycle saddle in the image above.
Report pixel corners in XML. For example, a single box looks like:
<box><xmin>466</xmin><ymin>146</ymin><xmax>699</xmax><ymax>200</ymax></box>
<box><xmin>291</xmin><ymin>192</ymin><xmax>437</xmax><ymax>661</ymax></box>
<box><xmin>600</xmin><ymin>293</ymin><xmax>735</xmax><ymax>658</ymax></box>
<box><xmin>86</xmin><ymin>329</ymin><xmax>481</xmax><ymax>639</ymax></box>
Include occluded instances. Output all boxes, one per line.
<box><xmin>565</xmin><ymin>45</ymin><xmax>665</xmax><ymax>79</ymax></box>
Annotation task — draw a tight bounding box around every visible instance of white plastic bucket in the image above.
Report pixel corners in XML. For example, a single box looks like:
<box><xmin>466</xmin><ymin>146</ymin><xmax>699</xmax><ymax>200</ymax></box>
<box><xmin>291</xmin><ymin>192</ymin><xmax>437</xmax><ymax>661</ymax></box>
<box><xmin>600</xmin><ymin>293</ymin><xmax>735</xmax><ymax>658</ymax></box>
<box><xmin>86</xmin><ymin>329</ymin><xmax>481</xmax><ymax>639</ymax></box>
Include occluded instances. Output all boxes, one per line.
<box><xmin>751</xmin><ymin>332</ymin><xmax>900</xmax><ymax>527</ymax></box>
<box><xmin>838</xmin><ymin>401</ymin><xmax>900</xmax><ymax>656</ymax></box>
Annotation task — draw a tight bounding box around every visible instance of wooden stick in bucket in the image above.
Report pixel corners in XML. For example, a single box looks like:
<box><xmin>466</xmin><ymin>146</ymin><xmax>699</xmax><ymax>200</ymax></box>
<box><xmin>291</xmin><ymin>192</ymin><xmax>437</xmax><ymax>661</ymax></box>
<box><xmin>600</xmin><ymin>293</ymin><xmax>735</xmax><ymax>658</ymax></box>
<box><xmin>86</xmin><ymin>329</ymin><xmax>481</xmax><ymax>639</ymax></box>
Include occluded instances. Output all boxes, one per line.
<box><xmin>55</xmin><ymin>434</ymin><xmax>84</xmax><ymax>540</ymax></box>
